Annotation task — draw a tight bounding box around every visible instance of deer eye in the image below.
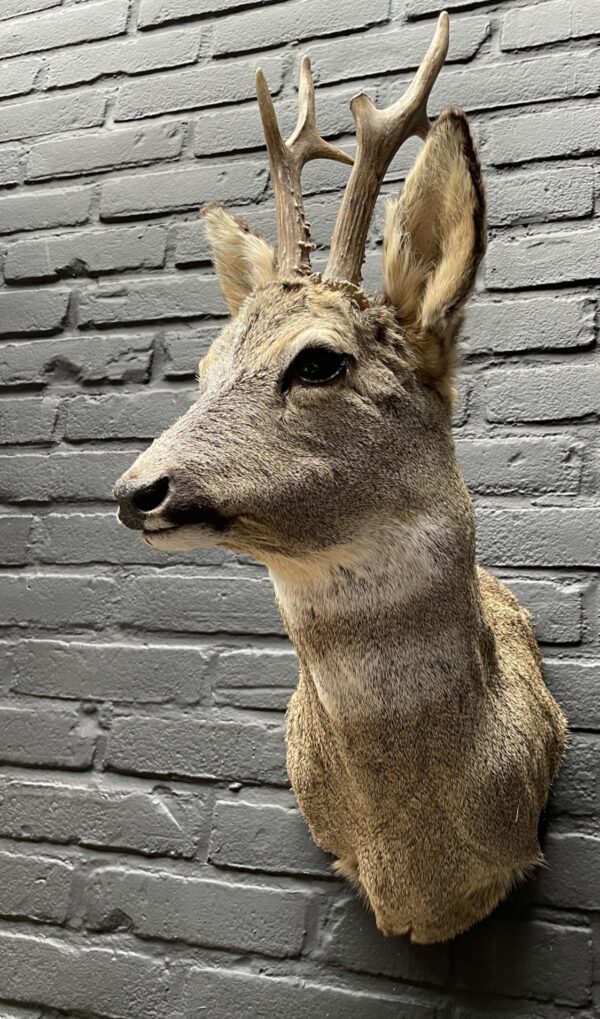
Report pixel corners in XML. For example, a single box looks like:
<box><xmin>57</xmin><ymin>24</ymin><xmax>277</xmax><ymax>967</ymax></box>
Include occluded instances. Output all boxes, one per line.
<box><xmin>283</xmin><ymin>346</ymin><xmax>348</xmax><ymax>391</ymax></box>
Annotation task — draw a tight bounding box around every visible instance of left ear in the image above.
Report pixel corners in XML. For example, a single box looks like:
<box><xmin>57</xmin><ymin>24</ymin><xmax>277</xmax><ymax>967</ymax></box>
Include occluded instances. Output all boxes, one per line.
<box><xmin>202</xmin><ymin>203</ymin><xmax>277</xmax><ymax>315</ymax></box>
<box><xmin>383</xmin><ymin>108</ymin><xmax>486</xmax><ymax>401</ymax></box>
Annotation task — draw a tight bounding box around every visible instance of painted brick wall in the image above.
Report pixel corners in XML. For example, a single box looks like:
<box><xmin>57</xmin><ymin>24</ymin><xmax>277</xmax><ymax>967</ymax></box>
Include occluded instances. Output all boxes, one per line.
<box><xmin>0</xmin><ymin>0</ymin><xmax>598</xmax><ymax>1016</ymax></box>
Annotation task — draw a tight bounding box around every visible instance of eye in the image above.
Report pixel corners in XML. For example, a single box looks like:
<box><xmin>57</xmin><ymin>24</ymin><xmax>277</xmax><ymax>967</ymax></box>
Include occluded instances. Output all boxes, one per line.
<box><xmin>283</xmin><ymin>346</ymin><xmax>348</xmax><ymax>391</ymax></box>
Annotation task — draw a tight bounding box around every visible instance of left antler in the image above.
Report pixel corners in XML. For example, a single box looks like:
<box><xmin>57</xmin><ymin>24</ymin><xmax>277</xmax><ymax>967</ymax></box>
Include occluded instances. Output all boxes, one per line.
<box><xmin>256</xmin><ymin>55</ymin><xmax>353</xmax><ymax>276</ymax></box>
<box><xmin>324</xmin><ymin>11</ymin><xmax>449</xmax><ymax>288</ymax></box>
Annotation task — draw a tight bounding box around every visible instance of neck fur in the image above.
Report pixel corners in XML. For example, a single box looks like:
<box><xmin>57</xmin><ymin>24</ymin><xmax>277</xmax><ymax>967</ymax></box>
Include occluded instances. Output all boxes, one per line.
<box><xmin>267</xmin><ymin>513</ymin><xmax>497</xmax><ymax>721</ymax></box>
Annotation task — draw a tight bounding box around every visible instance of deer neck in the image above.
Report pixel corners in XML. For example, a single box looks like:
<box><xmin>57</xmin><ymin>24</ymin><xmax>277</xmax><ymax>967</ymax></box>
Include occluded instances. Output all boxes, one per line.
<box><xmin>267</xmin><ymin>513</ymin><xmax>497</xmax><ymax>722</ymax></box>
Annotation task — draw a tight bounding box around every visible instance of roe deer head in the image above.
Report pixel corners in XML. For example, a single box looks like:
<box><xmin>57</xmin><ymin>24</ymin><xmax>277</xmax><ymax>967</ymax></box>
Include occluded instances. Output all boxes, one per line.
<box><xmin>115</xmin><ymin>13</ymin><xmax>566</xmax><ymax>943</ymax></box>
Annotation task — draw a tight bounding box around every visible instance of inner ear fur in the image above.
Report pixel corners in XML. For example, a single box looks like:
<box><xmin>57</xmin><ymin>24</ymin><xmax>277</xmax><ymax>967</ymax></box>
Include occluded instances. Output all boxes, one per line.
<box><xmin>202</xmin><ymin>203</ymin><xmax>277</xmax><ymax>315</ymax></box>
<box><xmin>383</xmin><ymin>108</ymin><xmax>486</xmax><ymax>402</ymax></box>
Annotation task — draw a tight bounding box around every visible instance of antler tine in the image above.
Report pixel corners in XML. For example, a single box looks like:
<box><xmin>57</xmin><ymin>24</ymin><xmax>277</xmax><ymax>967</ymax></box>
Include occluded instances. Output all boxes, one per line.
<box><xmin>324</xmin><ymin>11</ymin><xmax>450</xmax><ymax>288</ymax></box>
<box><xmin>256</xmin><ymin>57</ymin><xmax>353</xmax><ymax>276</ymax></box>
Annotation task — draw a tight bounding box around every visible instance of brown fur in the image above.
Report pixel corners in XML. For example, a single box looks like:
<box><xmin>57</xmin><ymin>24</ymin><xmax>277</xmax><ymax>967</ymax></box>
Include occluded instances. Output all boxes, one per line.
<box><xmin>114</xmin><ymin>107</ymin><xmax>567</xmax><ymax>943</ymax></box>
<box><xmin>284</xmin><ymin>565</ymin><xmax>565</xmax><ymax>942</ymax></box>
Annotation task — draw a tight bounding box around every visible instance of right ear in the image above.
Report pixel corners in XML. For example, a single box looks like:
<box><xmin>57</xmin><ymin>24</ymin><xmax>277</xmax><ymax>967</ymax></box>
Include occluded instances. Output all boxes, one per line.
<box><xmin>202</xmin><ymin>203</ymin><xmax>277</xmax><ymax>315</ymax></box>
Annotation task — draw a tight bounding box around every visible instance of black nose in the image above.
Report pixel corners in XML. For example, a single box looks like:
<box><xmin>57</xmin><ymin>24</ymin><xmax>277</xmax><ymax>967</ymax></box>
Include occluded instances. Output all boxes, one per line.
<box><xmin>114</xmin><ymin>476</ymin><xmax>170</xmax><ymax>528</ymax></box>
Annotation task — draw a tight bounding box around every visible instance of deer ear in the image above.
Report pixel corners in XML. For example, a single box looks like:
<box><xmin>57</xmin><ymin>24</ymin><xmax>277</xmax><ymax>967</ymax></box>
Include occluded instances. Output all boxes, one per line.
<box><xmin>382</xmin><ymin>108</ymin><xmax>486</xmax><ymax>400</ymax></box>
<box><xmin>202</xmin><ymin>203</ymin><xmax>277</xmax><ymax>315</ymax></box>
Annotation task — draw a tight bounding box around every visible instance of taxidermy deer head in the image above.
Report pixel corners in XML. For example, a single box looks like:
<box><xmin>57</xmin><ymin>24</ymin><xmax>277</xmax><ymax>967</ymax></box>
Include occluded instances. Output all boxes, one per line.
<box><xmin>115</xmin><ymin>13</ymin><xmax>566</xmax><ymax>943</ymax></box>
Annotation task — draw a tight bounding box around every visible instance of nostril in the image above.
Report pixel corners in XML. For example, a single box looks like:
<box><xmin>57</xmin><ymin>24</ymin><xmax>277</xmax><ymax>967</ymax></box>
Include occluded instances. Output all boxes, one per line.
<box><xmin>131</xmin><ymin>476</ymin><xmax>170</xmax><ymax>513</ymax></box>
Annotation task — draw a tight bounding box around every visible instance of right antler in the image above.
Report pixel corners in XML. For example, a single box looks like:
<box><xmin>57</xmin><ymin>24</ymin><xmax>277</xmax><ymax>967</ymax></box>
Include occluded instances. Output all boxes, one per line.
<box><xmin>324</xmin><ymin>11</ymin><xmax>449</xmax><ymax>288</ymax></box>
<box><xmin>256</xmin><ymin>55</ymin><xmax>354</xmax><ymax>277</ymax></box>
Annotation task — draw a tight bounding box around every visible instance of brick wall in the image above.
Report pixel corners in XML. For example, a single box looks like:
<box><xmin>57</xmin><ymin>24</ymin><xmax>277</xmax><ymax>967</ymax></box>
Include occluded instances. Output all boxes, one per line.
<box><xmin>0</xmin><ymin>0</ymin><xmax>598</xmax><ymax>1016</ymax></box>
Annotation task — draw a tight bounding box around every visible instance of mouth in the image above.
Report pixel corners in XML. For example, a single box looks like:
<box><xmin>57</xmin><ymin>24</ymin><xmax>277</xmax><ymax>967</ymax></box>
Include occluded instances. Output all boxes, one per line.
<box><xmin>141</xmin><ymin>523</ymin><xmax>176</xmax><ymax>536</ymax></box>
<box><xmin>138</xmin><ymin>519</ymin><xmax>223</xmax><ymax>553</ymax></box>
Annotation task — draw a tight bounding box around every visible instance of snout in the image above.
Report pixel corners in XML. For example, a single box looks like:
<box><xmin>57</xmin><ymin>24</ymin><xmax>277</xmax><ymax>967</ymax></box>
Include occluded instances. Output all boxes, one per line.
<box><xmin>114</xmin><ymin>475</ymin><xmax>170</xmax><ymax>530</ymax></box>
<box><xmin>114</xmin><ymin>469</ymin><xmax>234</xmax><ymax>540</ymax></box>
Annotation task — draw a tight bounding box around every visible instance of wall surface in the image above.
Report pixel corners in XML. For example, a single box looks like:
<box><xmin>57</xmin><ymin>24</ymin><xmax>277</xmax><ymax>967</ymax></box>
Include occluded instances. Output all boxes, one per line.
<box><xmin>0</xmin><ymin>0</ymin><xmax>598</xmax><ymax>1016</ymax></box>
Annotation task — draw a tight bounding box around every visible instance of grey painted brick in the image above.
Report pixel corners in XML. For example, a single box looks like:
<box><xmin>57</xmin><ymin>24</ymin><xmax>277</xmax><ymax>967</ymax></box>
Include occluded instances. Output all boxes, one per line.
<box><xmin>0</xmin><ymin>516</ymin><xmax>31</xmax><ymax>566</ymax></box>
<box><xmin>162</xmin><ymin>329</ymin><xmax>217</xmax><ymax>376</ymax></box>
<box><xmin>0</xmin><ymin>58</ymin><xmax>40</xmax><ymax>101</ymax></box>
<box><xmin>78</xmin><ymin>274</ymin><xmax>225</xmax><ymax>326</ymax></box>
<box><xmin>551</xmin><ymin>734</ymin><xmax>599</xmax><ymax>817</ymax></box>
<box><xmin>389</xmin><ymin>46</ymin><xmax>600</xmax><ymax>115</ymax></box>
<box><xmin>462</xmin><ymin>295</ymin><xmax>596</xmax><ymax>355</ymax></box>
<box><xmin>0</xmin><ymin>705</ymin><xmax>95</xmax><ymax>769</ymax></box>
<box><xmin>0</xmin><ymin>335</ymin><xmax>153</xmax><ymax>388</ymax></box>
<box><xmin>478</xmin><ymin>508</ymin><xmax>600</xmax><ymax>568</ymax></box>
<box><xmin>320</xmin><ymin>894</ymin><xmax>450</xmax><ymax>985</ymax></box>
<box><xmin>498</xmin><ymin>577</ymin><xmax>582</xmax><ymax>644</ymax></box>
<box><xmin>5</xmin><ymin>225</ymin><xmax>167</xmax><ymax>282</ymax></box>
<box><xmin>455</xmin><ymin>437</ymin><xmax>581</xmax><ymax>496</ymax></box>
<box><xmin>455</xmin><ymin>920</ymin><xmax>592</xmax><ymax>1005</ymax></box>
<box><xmin>8</xmin><ymin>638</ymin><xmax>211</xmax><ymax>704</ymax></box>
<box><xmin>0</xmin><ymin>450</ymin><xmax>142</xmax><ymax>502</ymax></box>
<box><xmin>0</xmin><ymin>1005</ymin><xmax>43</xmax><ymax>1019</ymax></box>
<box><xmin>0</xmin><ymin>0</ymin><xmax>129</xmax><ymax>60</ymax></box>
<box><xmin>485</xmin><ymin>104</ymin><xmax>600</xmax><ymax>166</ymax></box>
<box><xmin>0</xmin><ymin>850</ymin><xmax>73</xmax><ymax>925</ymax></box>
<box><xmin>83</xmin><ymin>864</ymin><xmax>311</xmax><ymax>957</ymax></box>
<box><xmin>485</xmin><ymin>364</ymin><xmax>600</xmax><ymax>422</ymax></box>
<box><xmin>0</xmin><ymin>0</ymin><xmax>61</xmax><ymax>18</ymax></box>
<box><xmin>0</xmin><ymin>397</ymin><xmax>57</xmax><ymax>444</ymax></box>
<box><xmin>487</xmin><ymin>227</ymin><xmax>600</xmax><ymax>290</ymax></box>
<box><xmin>535</xmin><ymin>833</ymin><xmax>600</xmax><ymax>909</ymax></box>
<box><xmin>0</xmin><ymin>930</ymin><xmax>170</xmax><ymax>1019</ymax></box>
<box><xmin>100</xmin><ymin>160</ymin><xmax>265</xmax><ymax>219</ymax></box>
<box><xmin>0</xmin><ymin>90</ymin><xmax>107</xmax><ymax>144</ymax></box>
<box><xmin>115</xmin><ymin>55</ymin><xmax>283</xmax><ymax>122</ymax></box>
<box><xmin>407</xmin><ymin>0</ymin><xmax>489</xmax><ymax>15</ymax></box>
<box><xmin>0</xmin><ymin>290</ymin><xmax>69</xmax><ymax>337</ymax></box>
<box><xmin>106</xmin><ymin>714</ymin><xmax>287</xmax><ymax>784</ymax></box>
<box><xmin>209</xmin><ymin>799</ymin><xmax>330</xmax><ymax>875</ymax></box>
<box><xmin>0</xmin><ymin>574</ymin><xmax>116</xmax><ymax>629</ymax></box>
<box><xmin>193</xmin><ymin>100</ymin><xmax>283</xmax><ymax>159</ymax></box>
<box><xmin>183</xmin><ymin>968</ymin><xmax>436</xmax><ymax>1019</ymax></box>
<box><xmin>306</xmin><ymin>15</ymin><xmax>490</xmax><ymax>86</ymax></box>
<box><xmin>544</xmin><ymin>659</ymin><xmax>600</xmax><ymax>729</ymax></box>
<box><xmin>487</xmin><ymin>165</ymin><xmax>594</xmax><ymax>227</ymax></box>
<box><xmin>298</xmin><ymin>156</ymin><xmax>356</xmax><ymax>199</ymax></box>
<box><xmin>45</xmin><ymin>29</ymin><xmax>200</xmax><ymax>90</ymax></box>
<box><xmin>31</xmin><ymin>511</ymin><xmax>225</xmax><ymax>567</ymax></box>
<box><xmin>30</xmin><ymin>510</ymin><xmax>174</xmax><ymax>565</ymax></box>
<box><xmin>0</xmin><ymin>185</ymin><xmax>92</xmax><ymax>234</ymax></box>
<box><xmin>214</xmin><ymin>0</ymin><xmax>390</xmax><ymax>56</ymax></box>
<box><xmin>0</xmin><ymin>775</ymin><xmax>208</xmax><ymax>858</ymax></box>
<box><xmin>64</xmin><ymin>390</ymin><xmax>194</xmax><ymax>441</ymax></box>
<box><xmin>119</xmin><ymin>574</ymin><xmax>283</xmax><ymax>635</ymax></box>
<box><xmin>138</xmin><ymin>0</ymin><xmax>279</xmax><ymax>29</ymax></box>
<box><xmin>27</xmin><ymin>122</ymin><xmax>185</xmax><ymax>181</ymax></box>
<box><xmin>502</xmin><ymin>0</ymin><xmax>600</xmax><ymax>51</ymax></box>
<box><xmin>192</xmin><ymin>84</ymin><xmax>364</xmax><ymax>159</ymax></box>
<box><xmin>176</xmin><ymin>219</ymin><xmax>232</xmax><ymax>267</ymax></box>
<box><xmin>0</xmin><ymin>145</ymin><xmax>22</xmax><ymax>187</ymax></box>
<box><xmin>212</xmin><ymin>646</ymin><xmax>297</xmax><ymax>711</ymax></box>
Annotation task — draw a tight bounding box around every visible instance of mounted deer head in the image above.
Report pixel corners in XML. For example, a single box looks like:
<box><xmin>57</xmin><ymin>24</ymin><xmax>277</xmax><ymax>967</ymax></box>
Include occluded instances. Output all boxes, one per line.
<box><xmin>114</xmin><ymin>12</ymin><xmax>485</xmax><ymax>558</ymax></box>
<box><xmin>115</xmin><ymin>14</ymin><xmax>566</xmax><ymax>944</ymax></box>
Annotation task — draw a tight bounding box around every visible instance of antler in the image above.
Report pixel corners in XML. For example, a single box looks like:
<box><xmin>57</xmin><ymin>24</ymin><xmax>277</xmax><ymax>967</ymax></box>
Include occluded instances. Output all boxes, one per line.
<box><xmin>256</xmin><ymin>55</ymin><xmax>353</xmax><ymax>276</ymax></box>
<box><xmin>323</xmin><ymin>11</ymin><xmax>450</xmax><ymax>287</ymax></box>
